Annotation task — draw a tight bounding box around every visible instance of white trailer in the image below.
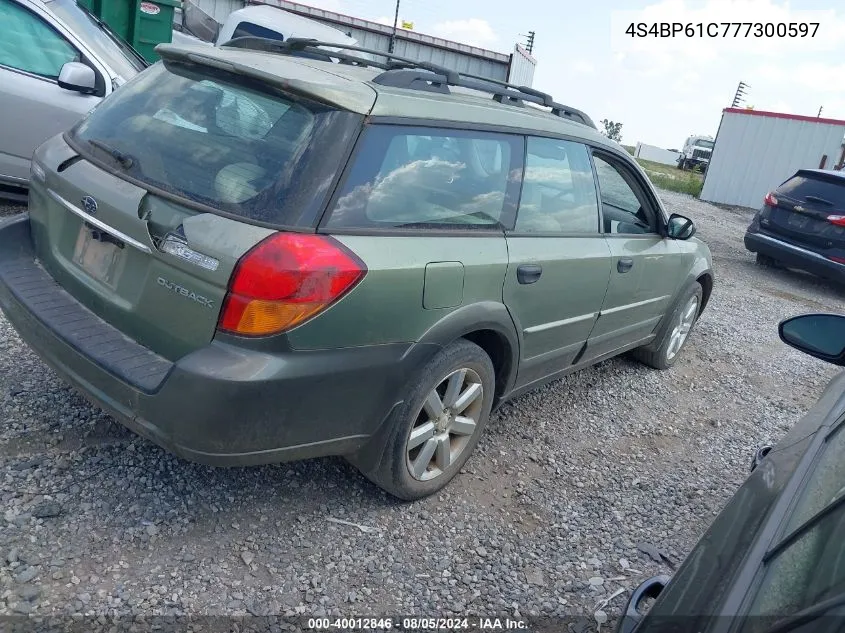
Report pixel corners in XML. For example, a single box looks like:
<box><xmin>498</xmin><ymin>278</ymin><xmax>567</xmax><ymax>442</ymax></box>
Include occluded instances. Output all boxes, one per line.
<box><xmin>701</xmin><ymin>108</ymin><xmax>845</xmax><ymax>209</ymax></box>
<box><xmin>634</xmin><ymin>143</ymin><xmax>682</xmax><ymax>167</ymax></box>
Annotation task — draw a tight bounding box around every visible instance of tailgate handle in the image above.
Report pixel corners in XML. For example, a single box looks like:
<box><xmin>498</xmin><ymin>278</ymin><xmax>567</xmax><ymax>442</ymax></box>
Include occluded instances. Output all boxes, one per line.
<box><xmin>517</xmin><ymin>264</ymin><xmax>543</xmax><ymax>284</ymax></box>
<box><xmin>48</xmin><ymin>189</ymin><xmax>151</xmax><ymax>254</ymax></box>
<box><xmin>618</xmin><ymin>257</ymin><xmax>634</xmax><ymax>273</ymax></box>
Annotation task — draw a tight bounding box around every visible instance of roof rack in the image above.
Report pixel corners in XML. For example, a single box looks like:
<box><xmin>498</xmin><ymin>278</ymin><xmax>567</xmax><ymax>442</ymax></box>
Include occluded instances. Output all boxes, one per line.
<box><xmin>219</xmin><ymin>36</ymin><xmax>596</xmax><ymax>129</ymax></box>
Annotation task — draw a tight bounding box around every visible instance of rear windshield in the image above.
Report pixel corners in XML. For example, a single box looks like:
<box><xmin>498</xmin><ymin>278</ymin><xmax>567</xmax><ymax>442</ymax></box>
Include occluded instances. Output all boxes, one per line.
<box><xmin>71</xmin><ymin>62</ymin><xmax>362</xmax><ymax>227</ymax></box>
<box><xmin>778</xmin><ymin>174</ymin><xmax>845</xmax><ymax>208</ymax></box>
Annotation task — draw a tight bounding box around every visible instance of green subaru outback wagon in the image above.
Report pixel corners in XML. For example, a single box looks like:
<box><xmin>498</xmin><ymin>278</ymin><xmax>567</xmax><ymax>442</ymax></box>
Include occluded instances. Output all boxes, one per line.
<box><xmin>0</xmin><ymin>38</ymin><xmax>713</xmax><ymax>500</ymax></box>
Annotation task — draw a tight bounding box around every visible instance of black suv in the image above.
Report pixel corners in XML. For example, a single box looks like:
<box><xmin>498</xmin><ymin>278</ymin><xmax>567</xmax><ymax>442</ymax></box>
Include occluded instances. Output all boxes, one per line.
<box><xmin>745</xmin><ymin>169</ymin><xmax>845</xmax><ymax>282</ymax></box>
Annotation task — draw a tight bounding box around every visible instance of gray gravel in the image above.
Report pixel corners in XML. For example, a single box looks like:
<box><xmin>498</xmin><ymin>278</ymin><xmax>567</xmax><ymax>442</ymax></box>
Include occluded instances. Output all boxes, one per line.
<box><xmin>1</xmin><ymin>192</ymin><xmax>844</xmax><ymax>627</ymax></box>
<box><xmin>0</xmin><ymin>201</ymin><xmax>25</xmax><ymax>218</ymax></box>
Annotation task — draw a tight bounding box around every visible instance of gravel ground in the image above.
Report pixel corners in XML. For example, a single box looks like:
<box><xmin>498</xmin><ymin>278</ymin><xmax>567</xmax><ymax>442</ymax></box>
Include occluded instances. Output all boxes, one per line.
<box><xmin>0</xmin><ymin>202</ymin><xmax>24</xmax><ymax>218</ymax></box>
<box><xmin>1</xmin><ymin>192</ymin><xmax>844</xmax><ymax>629</ymax></box>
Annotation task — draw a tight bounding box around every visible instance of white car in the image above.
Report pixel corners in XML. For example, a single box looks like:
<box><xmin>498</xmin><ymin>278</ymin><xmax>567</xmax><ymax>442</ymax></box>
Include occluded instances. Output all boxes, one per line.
<box><xmin>0</xmin><ymin>0</ymin><xmax>146</xmax><ymax>200</ymax></box>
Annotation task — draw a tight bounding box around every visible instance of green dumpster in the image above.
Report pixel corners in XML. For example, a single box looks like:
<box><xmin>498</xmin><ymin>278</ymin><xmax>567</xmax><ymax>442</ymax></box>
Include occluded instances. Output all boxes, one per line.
<box><xmin>76</xmin><ymin>0</ymin><xmax>180</xmax><ymax>64</ymax></box>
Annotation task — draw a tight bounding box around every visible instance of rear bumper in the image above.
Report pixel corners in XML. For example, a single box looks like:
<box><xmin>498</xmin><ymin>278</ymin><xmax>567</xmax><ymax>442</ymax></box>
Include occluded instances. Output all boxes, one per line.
<box><xmin>744</xmin><ymin>229</ymin><xmax>845</xmax><ymax>282</ymax></box>
<box><xmin>0</xmin><ymin>215</ymin><xmax>433</xmax><ymax>466</ymax></box>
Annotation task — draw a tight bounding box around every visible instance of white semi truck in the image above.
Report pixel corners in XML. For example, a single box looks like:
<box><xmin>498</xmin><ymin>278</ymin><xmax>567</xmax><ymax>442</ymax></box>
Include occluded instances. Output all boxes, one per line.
<box><xmin>172</xmin><ymin>2</ymin><xmax>360</xmax><ymax>51</ymax></box>
<box><xmin>678</xmin><ymin>134</ymin><xmax>715</xmax><ymax>172</ymax></box>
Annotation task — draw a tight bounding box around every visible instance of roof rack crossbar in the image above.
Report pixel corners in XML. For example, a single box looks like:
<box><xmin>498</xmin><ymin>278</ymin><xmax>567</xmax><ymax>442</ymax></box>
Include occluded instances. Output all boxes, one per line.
<box><xmin>284</xmin><ymin>37</ymin><xmax>461</xmax><ymax>83</ymax></box>
<box><xmin>218</xmin><ymin>37</ymin><xmax>596</xmax><ymax>129</ymax></box>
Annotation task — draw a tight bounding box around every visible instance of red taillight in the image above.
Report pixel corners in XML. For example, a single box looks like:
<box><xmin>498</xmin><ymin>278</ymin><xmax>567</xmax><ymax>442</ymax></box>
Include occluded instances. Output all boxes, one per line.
<box><xmin>827</xmin><ymin>215</ymin><xmax>845</xmax><ymax>227</ymax></box>
<box><xmin>764</xmin><ymin>192</ymin><xmax>778</xmax><ymax>207</ymax></box>
<box><xmin>828</xmin><ymin>256</ymin><xmax>845</xmax><ymax>264</ymax></box>
<box><xmin>218</xmin><ymin>233</ymin><xmax>366</xmax><ymax>336</ymax></box>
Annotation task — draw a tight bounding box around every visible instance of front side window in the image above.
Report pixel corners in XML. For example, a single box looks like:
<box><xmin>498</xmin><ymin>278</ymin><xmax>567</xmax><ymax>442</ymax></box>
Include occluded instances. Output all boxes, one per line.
<box><xmin>71</xmin><ymin>62</ymin><xmax>362</xmax><ymax>227</ymax></box>
<box><xmin>514</xmin><ymin>138</ymin><xmax>599</xmax><ymax>234</ymax></box>
<box><xmin>0</xmin><ymin>0</ymin><xmax>79</xmax><ymax>78</ymax></box>
<box><xmin>49</xmin><ymin>0</ymin><xmax>147</xmax><ymax>80</ymax></box>
<box><xmin>742</xmin><ymin>423</ymin><xmax>845</xmax><ymax>631</ymax></box>
<box><xmin>324</xmin><ymin>125</ymin><xmax>522</xmax><ymax>230</ymax></box>
<box><xmin>593</xmin><ymin>154</ymin><xmax>658</xmax><ymax>235</ymax></box>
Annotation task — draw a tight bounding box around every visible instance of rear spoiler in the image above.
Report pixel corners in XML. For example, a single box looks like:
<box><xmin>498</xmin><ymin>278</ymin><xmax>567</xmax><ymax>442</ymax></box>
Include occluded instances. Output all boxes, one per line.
<box><xmin>154</xmin><ymin>43</ymin><xmax>375</xmax><ymax>114</ymax></box>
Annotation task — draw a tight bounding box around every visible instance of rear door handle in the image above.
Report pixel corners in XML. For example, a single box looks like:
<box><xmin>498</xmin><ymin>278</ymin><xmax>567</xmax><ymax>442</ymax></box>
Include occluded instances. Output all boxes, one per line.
<box><xmin>517</xmin><ymin>264</ymin><xmax>543</xmax><ymax>284</ymax></box>
<box><xmin>617</xmin><ymin>257</ymin><xmax>634</xmax><ymax>273</ymax></box>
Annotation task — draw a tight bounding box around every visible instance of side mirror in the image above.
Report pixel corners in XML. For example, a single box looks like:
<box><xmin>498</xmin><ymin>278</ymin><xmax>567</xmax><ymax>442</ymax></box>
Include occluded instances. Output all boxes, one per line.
<box><xmin>666</xmin><ymin>214</ymin><xmax>696</xmax><ymax>240</ymax></box>
<box><xmin>779</xmin><ymin>313</ymin><xmax>845</xmax><ymax>366</ymax></box>
<box><xmin>58</xmin><ymin>62</ymin><xmax>96</xmax><ymax>94</ymax></box>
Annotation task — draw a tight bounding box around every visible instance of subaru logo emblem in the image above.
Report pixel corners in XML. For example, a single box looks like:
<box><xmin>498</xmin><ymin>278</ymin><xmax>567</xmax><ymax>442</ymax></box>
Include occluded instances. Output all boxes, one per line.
<box><xmin>82</xmin><ymin>196</ymin><xmax>98</xmax><ymax>215</ymax></box>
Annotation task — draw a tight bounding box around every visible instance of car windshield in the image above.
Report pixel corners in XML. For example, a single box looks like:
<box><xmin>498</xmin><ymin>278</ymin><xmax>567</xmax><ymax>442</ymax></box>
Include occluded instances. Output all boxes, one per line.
<box><xmin>740</xmin><ymin>419</ymin><xmax>845</xmax><ymax>633</ymax></box>
<box><xmin>48</xmin><ymin>0</ymin><xmax>146</xmax><ymax>81</ymax></box>
<box><xmin>695</xmin><ymin>140</ymin><xmax>714</xmax><ymax>149</ymax></box>
<box><xmin>70</xmin><ymin>61</ymin><xmax>362</xmax><ymax>227</ymax></box>
<box><xmin>778</xmin><ymin>175</ymin><xmax>845</xmax><ymax>208</ymax></box>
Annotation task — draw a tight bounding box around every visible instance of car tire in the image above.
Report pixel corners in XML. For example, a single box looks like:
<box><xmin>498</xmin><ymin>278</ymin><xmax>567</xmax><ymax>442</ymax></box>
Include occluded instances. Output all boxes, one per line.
<box><xmin>632</xmin><ymin>282</ymin><xmax>703</xmax><ymax>370</ymax></box>
<box><xmin>350</xmin><ymin>339</ymin><xmax>495</xmax><ymax>501</ymax></box>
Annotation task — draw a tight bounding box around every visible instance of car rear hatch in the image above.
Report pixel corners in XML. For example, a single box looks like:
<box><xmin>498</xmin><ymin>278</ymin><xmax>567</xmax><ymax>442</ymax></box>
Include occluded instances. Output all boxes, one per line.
<box><xmin>27</xmin><ymin>52</ymin><xmax>367</xmax><ymax>362</ymax></box>
<box><xmin>762</xmin><ymin>171</ymin><xmax>845</xmax><ymax>255</ymax></box>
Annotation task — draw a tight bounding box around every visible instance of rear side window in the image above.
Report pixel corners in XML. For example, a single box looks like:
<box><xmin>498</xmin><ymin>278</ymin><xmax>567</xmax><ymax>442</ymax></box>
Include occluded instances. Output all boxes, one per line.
<box><xmin>71</xmin><ymin>62</ymin><xmax>362</xmax><ymax>227</ymax></box>
<box><xmin>778</xmin><ymin>174</ymin><xmax>845</xmax><ymax>208</ymax></box>
<box><xmin>324</xmin><ymin>125</ymin><xmax>522</xmax><ymax>230</ymax></box>
<box><xmin>515</xmin><ymin>138</ymin><xmax>599</xmax><ymax>234</ymax></box>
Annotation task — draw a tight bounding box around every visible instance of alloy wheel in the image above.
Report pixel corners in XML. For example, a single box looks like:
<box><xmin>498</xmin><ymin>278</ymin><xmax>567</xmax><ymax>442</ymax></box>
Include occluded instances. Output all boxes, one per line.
<box><xmin>405</xmin><ymin>368</ymin><xmax>484</xmax><ymax>481</ymax></box>
<box><xmin>666</xmin><ymin>294</ymin><xmax>700</xmax><ymax>362</ymax></box>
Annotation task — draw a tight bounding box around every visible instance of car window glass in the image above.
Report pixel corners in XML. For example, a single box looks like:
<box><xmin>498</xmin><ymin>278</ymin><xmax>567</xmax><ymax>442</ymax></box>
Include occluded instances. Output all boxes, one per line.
<box><xmin>151</xmin><ymin>79</ymin><xmax>279</xmax><ymax>140</ymax></box>
<box><xmin>784</xmin><ymin>422</ymin><xmax>845</xmax><ymax>534</ymax></box>
<box><xmin>73</xmin><ymin>62</ymin><xmax>361</xmax><ymax>227</ymax></box>
<box><xmin>232</xmin><ymin>21</ymin><xmax>285</xmax><ymax>42</ymax></box>
<box><xmin>779</xmin><ymin>175</ymin><xmax>845</xmax><ymax>208</ymax></box>
<box><xmin>741</xmin><ymin>424</ymin><xmax>845</xmax><ymax>631</ymax></box>
<box><xmin>593</xmin><ymin>154</ymin><xmax>657</xmax><ymax>235</ymax></box>
<box><xmin>0</xmin><ymin>0</ymin><xmax>79</xmax><ymax>79</ymax></box>
<box><xmin>636</xmin><ymin>432</ymin><xmax>815</xmax><ymax>632</ymax></box>
<box><xmin>515</xmin><ymin>138</ymin><xmax>599</xmax><ymax>234</ymax></box>
<box><xmin>325</xmin><ymin>125</ymin><xmax>521</xmax><ymax>229</ymax></box>
<box><xmin>49</xmin><ymin>0</ymin><xmax>146</xmax><ymax>79</ymax></box>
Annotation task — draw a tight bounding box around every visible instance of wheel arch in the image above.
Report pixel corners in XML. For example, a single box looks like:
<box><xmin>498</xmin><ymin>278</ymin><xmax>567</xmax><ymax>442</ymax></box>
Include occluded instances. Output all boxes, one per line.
<box><xmin>417</xmin><ymin>301</ymin><xmax>520</xmax><ymax>405</ymax></box>
<box><xmin>696</xmin><ymin>270</ymin><xmax>714</xmax><ymax>315</ymax></box>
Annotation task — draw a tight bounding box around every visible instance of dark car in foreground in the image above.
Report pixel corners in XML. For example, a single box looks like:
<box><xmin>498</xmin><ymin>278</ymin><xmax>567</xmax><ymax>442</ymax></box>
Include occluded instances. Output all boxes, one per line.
<box><xmin>619</xmin><ymin>312</ymin><xmax>845</xmax><ymax>633</ymax></box>
<box><xmin>745</xmin><ymin>169</ymin><xmax>845</xmax><ymax>283</ymax></box>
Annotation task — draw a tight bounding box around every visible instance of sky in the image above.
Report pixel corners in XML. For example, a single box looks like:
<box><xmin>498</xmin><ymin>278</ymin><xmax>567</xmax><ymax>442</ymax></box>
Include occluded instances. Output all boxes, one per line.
<box><xmin>284</xmin><ymin>0</ymin><xmax>845</xmax><ymax>149</ymax></box>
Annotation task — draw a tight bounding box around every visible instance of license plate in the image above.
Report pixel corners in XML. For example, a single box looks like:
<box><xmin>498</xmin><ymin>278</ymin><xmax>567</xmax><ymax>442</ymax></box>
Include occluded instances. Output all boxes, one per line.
<box><xmin>72</xmin><ymin>226</ymin><xmax>122</xmax><ymax>286</ymax></box>
<box><xmin>788</xmin><ymin>213</ymin><xmax>809</xmax><ymax>229</ymax></box>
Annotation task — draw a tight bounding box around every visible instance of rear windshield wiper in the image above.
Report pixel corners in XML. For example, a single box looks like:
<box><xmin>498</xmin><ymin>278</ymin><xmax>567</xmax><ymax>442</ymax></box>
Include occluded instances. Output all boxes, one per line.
<box><xmin>804</xmin><ymin>195</ymin><xmax>834</xmax><ymax>206</ymax></box>
<box><xmin>764</xmin><ymin>592</ymin><xmax>845</xmax><ymax>633</ymax></box>
<box><xmin>88</xmin><ymin>139</ymin><xmax>134</xmax><ymax>169</ymax></box>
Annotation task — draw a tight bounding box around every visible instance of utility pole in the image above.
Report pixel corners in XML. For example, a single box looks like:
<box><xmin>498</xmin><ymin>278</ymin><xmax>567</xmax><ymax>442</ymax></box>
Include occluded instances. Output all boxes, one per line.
<box><xmin>731</xmin><ymin>81</ymin><xmax>748</xmax><ymax>107</ymax></box>
<box><xmin>520</xmin><ymin>30</ymin><xmax>535</xmax><ymax>54</ymax></box>
<box><xmin>389</xmin><ymin>0</ymin><xmax>400</xmax><ymax>53</ymax></box>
